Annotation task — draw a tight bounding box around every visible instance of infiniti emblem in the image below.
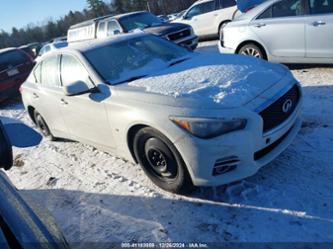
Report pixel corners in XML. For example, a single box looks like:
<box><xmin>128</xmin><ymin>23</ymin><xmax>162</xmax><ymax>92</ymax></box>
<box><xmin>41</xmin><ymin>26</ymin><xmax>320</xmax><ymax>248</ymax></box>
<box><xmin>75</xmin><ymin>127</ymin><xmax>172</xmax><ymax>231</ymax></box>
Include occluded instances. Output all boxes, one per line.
<box><xmin>282</xmin><ymin>99</ymin><xmax>293</xmax><ymax>113</ymax></box>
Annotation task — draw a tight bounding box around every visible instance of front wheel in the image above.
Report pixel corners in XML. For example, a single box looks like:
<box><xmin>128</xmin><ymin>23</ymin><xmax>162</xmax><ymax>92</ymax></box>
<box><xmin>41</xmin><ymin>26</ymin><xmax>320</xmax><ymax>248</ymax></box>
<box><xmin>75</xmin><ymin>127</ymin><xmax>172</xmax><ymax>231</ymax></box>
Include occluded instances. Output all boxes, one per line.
<box><xmin>133</xmin><ymin>127</ymin><xmax>193</xmax><ymax>194</ymax></box>
<box><xmin>34</xmin><ymin>111</ymin><xmax>55</xmax><ymax>141</ymax></box>
<box><xmin>238</xmin><ymin>43</ymin><xmax>265</xmax><ymax>59</ymax></box>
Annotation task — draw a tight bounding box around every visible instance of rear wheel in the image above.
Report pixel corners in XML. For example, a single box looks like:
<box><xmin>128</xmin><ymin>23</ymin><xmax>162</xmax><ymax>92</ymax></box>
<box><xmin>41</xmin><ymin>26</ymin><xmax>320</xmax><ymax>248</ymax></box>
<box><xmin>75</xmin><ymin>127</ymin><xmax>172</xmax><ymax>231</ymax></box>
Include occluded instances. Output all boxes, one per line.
<box><xmin>238</xmin><ymin>43</ymin><xmax>265</xmax><ymax>59</ymax></box>
<box><xmin>34</xmin><ymin>111</ymin><xmax>55</xmax><ymax>141</ymax></box>
<box><xmin>133</xmin><ymin>127</ymin><xmax>193</xmax><ymax>194</ymax></box>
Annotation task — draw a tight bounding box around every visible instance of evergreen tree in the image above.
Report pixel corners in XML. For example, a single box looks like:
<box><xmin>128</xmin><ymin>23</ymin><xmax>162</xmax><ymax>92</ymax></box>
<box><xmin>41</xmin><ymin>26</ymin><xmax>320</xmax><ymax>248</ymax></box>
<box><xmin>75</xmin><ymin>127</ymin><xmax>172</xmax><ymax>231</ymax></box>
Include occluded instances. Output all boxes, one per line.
<box><xmin>87</xmin><ymin>0</ymin><xmax>109</xmax><ymax>17</ymax></box>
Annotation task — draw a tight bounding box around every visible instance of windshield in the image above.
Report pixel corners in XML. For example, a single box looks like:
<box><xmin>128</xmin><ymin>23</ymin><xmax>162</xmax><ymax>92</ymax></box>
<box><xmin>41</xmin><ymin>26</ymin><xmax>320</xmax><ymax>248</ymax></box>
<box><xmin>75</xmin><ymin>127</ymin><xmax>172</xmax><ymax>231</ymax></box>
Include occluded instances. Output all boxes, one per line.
<box><xmin>119</xmin><ymin>12</ymin><xmax>163</xmax><ymax>31</ymax></box>
<box><xmin>84</xmin><ymin>35</ymin><xmax>191</xmax><ymax>85</ymax></box>
<box><xmin>0</xmin><ymin>50</ymin><xmax>30</xmax><ymax>72</ymax></box>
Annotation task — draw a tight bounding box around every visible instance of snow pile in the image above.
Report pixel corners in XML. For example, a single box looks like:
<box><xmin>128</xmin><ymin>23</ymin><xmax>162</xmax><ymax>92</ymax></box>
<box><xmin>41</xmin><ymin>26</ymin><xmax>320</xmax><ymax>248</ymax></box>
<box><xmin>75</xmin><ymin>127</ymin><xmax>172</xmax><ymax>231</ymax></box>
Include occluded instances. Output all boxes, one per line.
<box><xmin>128</xmin><ymin>53</ymin><xmax>287</xmax><ymax>106</ymax></box>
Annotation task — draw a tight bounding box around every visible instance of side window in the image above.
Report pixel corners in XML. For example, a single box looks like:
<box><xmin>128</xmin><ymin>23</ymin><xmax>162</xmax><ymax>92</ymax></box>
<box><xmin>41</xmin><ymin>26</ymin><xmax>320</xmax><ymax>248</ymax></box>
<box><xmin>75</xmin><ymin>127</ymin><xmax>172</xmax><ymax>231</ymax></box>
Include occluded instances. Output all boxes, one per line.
<box><xmin>60</xmin><ymin>55</ymin><xmax>91</xmax><ymax>87</ymax></box>
<box><xmin>185</xmin><ymin>1</ymin><xmax>216</xmax><ymax>19</ymax></box>
<box><xmin>257</xmin><ymin>6</ymin><xmax>273</xmax><ymax>19</ymax></box>
<box><xmin>221</xmin><ymin>0</ymin><xmax>237</xmax><ymax>9</ymax></box>
<box><xmin>107</xmin><ymin>21</ymin><xmax>121</xmax><ymax>36</ymax></box>
<box><xmin>97</xmin><ymin>22</ymin><xmax>106</xmax><ymax>37</ymax></box>
<box><xmin>309</xmin><ymin>0</ymin><xmax>333</xmax><ymax>14</ymax></box>
<box><xmin>41</xmin><ymin>56</ymin><xmax>60</xmax><ymax>87</ymax></box>
<box><xmin>33</xmin><ymin>63</ymin><xmax>42</xmax><ymax>83</ymax></box>
<box><xmin>272</xmin><ymin>0</ymin><xmax>303</xmax><ymax>17</ymax></box>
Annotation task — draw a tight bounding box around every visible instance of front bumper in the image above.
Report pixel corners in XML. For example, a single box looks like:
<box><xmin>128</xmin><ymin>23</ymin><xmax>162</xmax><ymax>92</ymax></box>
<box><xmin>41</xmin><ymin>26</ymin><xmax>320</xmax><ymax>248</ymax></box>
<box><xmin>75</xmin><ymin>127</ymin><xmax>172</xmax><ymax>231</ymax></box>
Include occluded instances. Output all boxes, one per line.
<box><xmin>218</xmin><ymin>43</ymin><xmax>236</xmax><ymax>54</ymax></box>
<box><xmin>174</xmin><ymin>98</ymin><xmax>302</xmax><ymax>187</ymax></box>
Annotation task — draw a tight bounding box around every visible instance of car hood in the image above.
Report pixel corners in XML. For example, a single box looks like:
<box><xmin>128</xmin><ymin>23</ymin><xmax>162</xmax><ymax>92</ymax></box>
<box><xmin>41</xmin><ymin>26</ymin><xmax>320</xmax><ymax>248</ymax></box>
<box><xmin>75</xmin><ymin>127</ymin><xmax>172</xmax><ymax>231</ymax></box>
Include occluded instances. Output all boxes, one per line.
<box><xmin>115</xmin><ymin>53</ymin><xmax>289</xmax><ymax>109</ymax></box>
<box><xmin>143</xmin><ymin>22</ymin><xmax>191</xmax><ymax>36</ymax></box>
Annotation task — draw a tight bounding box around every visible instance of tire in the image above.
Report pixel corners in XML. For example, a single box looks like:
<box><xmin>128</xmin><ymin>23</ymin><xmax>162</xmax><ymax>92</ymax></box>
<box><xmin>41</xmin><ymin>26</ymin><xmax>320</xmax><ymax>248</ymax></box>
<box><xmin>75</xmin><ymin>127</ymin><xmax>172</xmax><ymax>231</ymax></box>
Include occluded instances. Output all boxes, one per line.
<box><xmin>133</xmin><ymin>127</ymin><xmax>193</xmax><ymax>194</ymax></box>
<box><xmin>238</xmin><ymin>43</ymin><xmax>265</xmax><ymax>60</ymax></box>
<box><xmin>218</xmin><ymin>21</ymin><xmax>230</xmax><ymax>41</ymax></box>
<box><xmin>34</xmin><ymin>111</ymin><xmax>55</xmax><ymax>141</ymax></box>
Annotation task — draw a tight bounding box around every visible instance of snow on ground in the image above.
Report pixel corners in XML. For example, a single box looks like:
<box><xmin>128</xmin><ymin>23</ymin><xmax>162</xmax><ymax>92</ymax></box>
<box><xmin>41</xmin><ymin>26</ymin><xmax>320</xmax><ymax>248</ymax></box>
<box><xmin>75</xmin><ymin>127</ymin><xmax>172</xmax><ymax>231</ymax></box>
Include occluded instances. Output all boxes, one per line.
<box><xmin>1</xmin><ymin>41</ymin><xmax>333</xmax><ymax>247</ymax></box>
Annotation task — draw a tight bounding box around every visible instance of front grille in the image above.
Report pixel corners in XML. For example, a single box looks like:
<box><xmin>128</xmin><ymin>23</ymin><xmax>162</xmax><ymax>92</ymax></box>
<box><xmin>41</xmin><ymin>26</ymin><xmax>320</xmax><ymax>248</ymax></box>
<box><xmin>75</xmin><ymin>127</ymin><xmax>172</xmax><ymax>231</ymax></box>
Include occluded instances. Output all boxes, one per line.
<box><xmin>254</xmin><ymin>125</ymin><xmax>293</xmax><ymax>161</ymax></box>
<box><xmin>167</xmin><ymin>29</ymin><xmax>191</xmax><ymax>41</ymax></box>
<box><xmin>259</xmin><ymin>84</ymin><xmax>300</xmax><ymax>133</ymax></box>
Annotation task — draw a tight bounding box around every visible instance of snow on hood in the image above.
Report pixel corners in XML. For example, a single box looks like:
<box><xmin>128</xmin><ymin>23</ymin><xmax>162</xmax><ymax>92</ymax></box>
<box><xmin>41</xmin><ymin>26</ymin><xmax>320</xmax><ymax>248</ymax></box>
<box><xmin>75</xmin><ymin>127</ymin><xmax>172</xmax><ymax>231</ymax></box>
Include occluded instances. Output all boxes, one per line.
<box><xmin>127</xmin><ymin>53</ymin><xmax>288</xmax><ymax>108</ymax></box>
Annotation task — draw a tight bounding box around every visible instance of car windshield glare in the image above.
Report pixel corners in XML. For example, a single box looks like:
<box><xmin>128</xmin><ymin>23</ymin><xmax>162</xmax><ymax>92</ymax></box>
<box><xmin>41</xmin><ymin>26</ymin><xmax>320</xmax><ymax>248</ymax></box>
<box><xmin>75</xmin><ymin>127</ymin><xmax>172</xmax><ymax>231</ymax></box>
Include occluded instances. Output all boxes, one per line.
<box><xmin>119</xmin><ymin>13</ymin><xmax>162</xmax><ymax>31</ymax></box>
<box><xmin>84</xmin><ymin>35</ymin><xmax>190</xmax><ymax>85</ymax></box>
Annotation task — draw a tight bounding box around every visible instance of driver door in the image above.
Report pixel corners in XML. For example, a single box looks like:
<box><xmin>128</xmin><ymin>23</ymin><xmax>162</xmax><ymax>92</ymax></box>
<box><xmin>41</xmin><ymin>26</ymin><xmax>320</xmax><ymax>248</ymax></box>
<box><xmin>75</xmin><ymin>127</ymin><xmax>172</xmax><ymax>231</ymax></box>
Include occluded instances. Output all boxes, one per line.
<box><xmin>58</xmin><ymin>54</ymin><xmax>115</xmax><ymax>149</ymax></box>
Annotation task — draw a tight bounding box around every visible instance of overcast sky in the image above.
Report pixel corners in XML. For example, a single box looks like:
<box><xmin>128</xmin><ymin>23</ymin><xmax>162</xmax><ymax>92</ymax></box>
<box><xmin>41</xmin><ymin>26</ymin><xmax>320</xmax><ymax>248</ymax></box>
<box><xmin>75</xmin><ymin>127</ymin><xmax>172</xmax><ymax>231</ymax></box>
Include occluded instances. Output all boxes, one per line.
<box><xmin>0</xmin><ymin>0</ymin><xmax>89</xmax><ymax>32</ymax></box>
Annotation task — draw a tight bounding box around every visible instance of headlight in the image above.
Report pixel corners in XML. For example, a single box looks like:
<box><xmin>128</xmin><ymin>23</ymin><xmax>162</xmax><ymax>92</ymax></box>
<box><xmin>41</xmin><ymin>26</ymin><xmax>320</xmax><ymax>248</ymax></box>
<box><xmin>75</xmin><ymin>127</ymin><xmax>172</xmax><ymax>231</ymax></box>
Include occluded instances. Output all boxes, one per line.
<box><xmin>170</xmin><ymin>117</ymin><xmax>247</xmax><ymax>139</ymax></box>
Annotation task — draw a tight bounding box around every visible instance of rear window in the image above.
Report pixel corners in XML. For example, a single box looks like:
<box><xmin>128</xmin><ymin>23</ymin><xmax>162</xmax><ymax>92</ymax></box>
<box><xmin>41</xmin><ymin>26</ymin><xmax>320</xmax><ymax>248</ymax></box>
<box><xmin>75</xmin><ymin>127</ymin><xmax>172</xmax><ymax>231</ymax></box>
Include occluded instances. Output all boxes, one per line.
<box><xmin>0</xmin><ymin>50</ymin><xmax>30</xmax><ymax>72</ymax></box>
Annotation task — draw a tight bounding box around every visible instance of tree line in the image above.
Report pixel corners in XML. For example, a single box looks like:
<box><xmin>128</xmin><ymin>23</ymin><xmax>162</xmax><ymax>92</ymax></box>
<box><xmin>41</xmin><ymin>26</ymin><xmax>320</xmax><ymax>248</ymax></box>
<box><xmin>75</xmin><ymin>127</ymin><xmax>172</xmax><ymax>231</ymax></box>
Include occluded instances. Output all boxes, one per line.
<box><xmin>0</xmin><ymin>0</ymin><xmax>196</xmax><ymax>49</ymax></box>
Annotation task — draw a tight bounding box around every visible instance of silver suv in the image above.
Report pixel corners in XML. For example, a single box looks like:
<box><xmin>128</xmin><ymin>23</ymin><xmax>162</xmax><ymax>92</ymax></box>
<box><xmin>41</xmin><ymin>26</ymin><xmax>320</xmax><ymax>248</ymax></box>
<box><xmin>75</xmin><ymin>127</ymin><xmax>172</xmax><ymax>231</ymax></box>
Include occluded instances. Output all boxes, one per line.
<box><xmin>219</xmin><ymin>0</ymin><xmax>333</xmax><ymax>64</ymax></box>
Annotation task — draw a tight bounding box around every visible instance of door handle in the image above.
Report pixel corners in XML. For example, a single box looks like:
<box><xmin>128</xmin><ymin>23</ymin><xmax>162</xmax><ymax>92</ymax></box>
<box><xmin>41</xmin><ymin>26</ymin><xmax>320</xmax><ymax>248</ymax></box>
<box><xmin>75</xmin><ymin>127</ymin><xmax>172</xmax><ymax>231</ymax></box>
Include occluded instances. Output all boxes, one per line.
<box><xmin>254</xmin><ymin>23</ymin><xmax>266</xmax><ymax>28</ymax></box>
<box><xmin>312</xmin><ymin>21</ymin><xmax>326</xmax><ymax>26</ymax></box>
<box><xmin>32</xmin><ymin>93</ymin><xmax>39</xmax><ymax>99</ymax></box>
<box><xmin>60</xmin><ymin>98</ymin><xmax>68</xmax><ymax>105</ymax></box>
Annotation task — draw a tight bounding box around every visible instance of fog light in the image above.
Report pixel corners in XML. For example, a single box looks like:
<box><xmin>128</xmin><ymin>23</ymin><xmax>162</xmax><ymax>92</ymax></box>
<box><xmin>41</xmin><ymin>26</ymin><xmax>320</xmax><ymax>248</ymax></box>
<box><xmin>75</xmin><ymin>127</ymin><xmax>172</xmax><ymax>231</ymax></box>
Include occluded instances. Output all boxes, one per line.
<box><xmin>213</xmin><ymin>156</ymin><xmax>239</xmax><ymax>176</ymax></box>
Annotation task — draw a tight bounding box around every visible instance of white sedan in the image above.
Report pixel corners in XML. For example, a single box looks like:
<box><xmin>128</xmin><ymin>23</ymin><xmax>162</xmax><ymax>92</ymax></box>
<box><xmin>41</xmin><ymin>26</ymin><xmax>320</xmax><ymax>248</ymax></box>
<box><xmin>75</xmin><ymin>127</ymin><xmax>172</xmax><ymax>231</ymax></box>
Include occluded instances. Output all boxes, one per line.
<box><xmin>21</xmin><ymin>33</ymin><xmax>302</xmax><ymax>193</ymax></box>
<box><xmin>219</xmin><ymin>0</ymin><xmax>333</xmax><ymax>63</ymax></box>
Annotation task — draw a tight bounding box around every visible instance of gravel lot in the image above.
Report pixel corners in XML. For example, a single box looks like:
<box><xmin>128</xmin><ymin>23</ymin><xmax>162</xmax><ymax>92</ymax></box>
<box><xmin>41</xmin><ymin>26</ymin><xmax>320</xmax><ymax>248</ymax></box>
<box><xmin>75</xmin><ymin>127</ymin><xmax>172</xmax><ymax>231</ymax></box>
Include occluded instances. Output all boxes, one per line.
<box><xmin>1</xmin><ymin>41</ymin><xmax>333</xmax><ymax>247</ymax></box>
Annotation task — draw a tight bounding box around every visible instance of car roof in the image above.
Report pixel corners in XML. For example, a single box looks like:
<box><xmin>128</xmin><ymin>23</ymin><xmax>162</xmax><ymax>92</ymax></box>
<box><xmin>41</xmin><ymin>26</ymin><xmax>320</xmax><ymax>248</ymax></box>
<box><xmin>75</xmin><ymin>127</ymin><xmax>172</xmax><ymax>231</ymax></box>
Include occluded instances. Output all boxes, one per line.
<box><xmin>41</xmin><ymin>32</ymin><xmax>148</xmax><ymax>58</ymax></box>
<box><xmin>112</xmin><ymin>11</ymin><xmax>148</xmax><ymax>20</ymax></box>
<box><xmin>192</xmin><ymin>0</ymin><xmax>215</xmax><ymax>6</ymax></box>
<box><xmin>69</xmin><ymin>14</ymin><xmax>114</xmax><ymax>29</ymax></box>
<box><xmin>0</xmin><ymin>47</ymin><xmax>18</xmax><ymax>54</ymax></box>
<box><xmin>69</xmin><ymin>11</ymin><xmax>148</xmax><ymax>29</ymax></box>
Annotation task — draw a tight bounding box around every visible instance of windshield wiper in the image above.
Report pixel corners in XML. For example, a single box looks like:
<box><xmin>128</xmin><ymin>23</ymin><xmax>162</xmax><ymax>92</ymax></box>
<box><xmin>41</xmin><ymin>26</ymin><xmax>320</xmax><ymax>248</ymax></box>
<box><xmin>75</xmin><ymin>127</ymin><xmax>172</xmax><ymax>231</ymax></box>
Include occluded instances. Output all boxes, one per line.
<box><xmin>168</xmin><ymin>57</ymin><xmax>190</xmax><ymax>67</ymax></box>
<box><xmin>112</xmin><ymin>75</ymin><xmax>147</xmax><ymax>85</ymax></box>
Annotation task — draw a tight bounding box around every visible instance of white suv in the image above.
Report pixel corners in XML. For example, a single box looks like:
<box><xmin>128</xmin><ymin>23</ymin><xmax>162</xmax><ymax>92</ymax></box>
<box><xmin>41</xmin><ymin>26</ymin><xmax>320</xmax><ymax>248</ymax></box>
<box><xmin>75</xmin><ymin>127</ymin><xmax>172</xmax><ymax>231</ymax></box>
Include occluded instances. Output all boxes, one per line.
<box><xmin>173</xmin><ymin>0</ymin><xmax>239</xmax><ymax>38</ymax></box>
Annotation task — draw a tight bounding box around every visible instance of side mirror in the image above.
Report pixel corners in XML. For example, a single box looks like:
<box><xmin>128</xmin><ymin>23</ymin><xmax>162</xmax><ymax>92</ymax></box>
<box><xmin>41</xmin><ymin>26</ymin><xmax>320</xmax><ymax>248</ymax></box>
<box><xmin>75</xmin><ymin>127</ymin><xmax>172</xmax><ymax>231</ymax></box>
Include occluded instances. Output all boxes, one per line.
<box><xmin>64</xmin><ymin>81</ymin><xmax>91</xmax><ymax>96</ymax></box>
<box><xmin>113</xmin><ymin>30</ymin><xmax>121</xmax><ymax>35</ymax></box>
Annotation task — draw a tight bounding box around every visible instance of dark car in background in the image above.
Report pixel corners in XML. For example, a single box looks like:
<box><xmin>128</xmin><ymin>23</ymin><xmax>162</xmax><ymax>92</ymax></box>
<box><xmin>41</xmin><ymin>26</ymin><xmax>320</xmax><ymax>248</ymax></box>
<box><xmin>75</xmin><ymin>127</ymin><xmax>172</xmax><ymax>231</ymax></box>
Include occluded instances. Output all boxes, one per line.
<box><xmin>19</xmin><ymin>45</ymin><xmax>36</xmax><ymax>59</ymax></box>
<box><xmin>19</xmin><ymin>43</ymin><xmax>43</xmax><ymax>59</ymax></box>
<box><xmin>0</xmin><ymin>48</ymin><xmax>35</xmax><ymax>103</ymax></box>
<box><xmin>68</xmin><ymin>11</ymin><xmax>198</xmax><ymax>50</ymax></box>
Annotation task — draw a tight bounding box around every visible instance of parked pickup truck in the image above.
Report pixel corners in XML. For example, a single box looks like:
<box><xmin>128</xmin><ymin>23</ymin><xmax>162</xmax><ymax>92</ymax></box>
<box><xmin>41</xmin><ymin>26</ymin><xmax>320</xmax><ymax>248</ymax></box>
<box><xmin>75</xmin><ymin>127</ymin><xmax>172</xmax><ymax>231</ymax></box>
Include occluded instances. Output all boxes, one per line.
<box><xmin>67</xmin><ymin>11</ymin><xmax>198</xmax><ymax>50</ymax></box>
